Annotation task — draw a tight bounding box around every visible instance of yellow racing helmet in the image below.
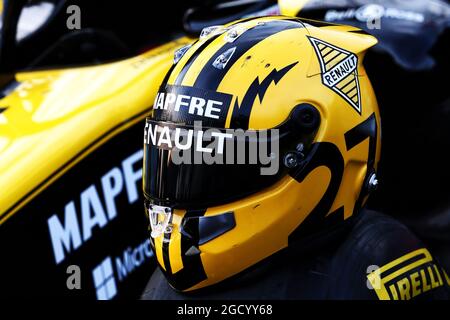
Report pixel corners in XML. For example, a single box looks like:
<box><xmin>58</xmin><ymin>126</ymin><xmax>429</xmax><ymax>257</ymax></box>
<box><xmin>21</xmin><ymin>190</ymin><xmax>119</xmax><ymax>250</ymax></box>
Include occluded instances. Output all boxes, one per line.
<box><xmin>143</xmin><ymin>16</ymin><xmax>381</xmax><ymax>292</ymax></box>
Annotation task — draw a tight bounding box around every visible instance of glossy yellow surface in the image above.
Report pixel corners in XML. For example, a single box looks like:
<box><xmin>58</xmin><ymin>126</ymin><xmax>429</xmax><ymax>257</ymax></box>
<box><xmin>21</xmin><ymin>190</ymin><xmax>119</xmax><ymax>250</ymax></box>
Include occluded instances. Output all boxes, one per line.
<box><xmin>155</xmin><ymin>16</ymin><xmax>381</xmax><ymax>291</ymax></box>
<box><xmin>0</xmin><ymin>37</ymin><xmax>193</xmax><ymax>224</ymax></box>
<box><xmin>278</xmin><ymin>0</ymin><xmax>311</xmax><ymax>16</ymax></box>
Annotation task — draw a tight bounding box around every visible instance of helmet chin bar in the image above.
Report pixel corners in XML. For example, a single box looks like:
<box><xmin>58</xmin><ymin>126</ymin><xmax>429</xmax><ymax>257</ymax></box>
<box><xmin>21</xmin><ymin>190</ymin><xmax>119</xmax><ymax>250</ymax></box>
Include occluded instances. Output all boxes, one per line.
<box><xmin>148</xmin><ymin>204</ymin><xmax>173</xmax><ymax>239</ymax></box>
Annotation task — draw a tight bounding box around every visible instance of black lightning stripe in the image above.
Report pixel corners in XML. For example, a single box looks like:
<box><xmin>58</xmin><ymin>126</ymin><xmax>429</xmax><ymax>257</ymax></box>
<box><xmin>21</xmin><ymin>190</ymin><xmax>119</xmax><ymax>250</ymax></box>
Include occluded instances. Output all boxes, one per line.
<box><xmin>193</xmin><ymin>20</ymin><xmax>302</xmax><ymax>91</ymax></box>
<box><xmin>229</xmin><ymin>61</ymin><xmax>298</xmax><ymax>129</ymax></box>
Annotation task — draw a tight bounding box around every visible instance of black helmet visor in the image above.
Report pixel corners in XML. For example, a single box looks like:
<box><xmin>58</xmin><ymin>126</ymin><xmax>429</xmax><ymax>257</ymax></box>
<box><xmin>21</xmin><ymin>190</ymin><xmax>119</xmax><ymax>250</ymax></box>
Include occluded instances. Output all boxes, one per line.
<box><xmin>143</xmin><ymin>110</ymin><xmax>318</xmax><ymax>209</ymax></box>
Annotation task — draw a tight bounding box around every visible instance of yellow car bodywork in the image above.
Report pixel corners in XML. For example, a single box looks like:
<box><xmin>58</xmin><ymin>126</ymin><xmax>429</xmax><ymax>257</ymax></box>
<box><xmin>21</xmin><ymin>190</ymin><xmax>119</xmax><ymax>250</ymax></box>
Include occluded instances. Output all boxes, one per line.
<box><xmin>0</xmin><ymin>37</ymin><xmax>192</xmax><ymax>224</ymax></box>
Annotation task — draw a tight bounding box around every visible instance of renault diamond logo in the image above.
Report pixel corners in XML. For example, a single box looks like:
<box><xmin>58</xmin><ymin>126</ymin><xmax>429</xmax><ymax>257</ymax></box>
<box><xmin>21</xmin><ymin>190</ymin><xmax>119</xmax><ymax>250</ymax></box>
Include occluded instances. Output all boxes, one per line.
<box><xmin>308</xmin><ymin>36</ymin><xmax>362</xmax><ymax>114</ymax></box>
